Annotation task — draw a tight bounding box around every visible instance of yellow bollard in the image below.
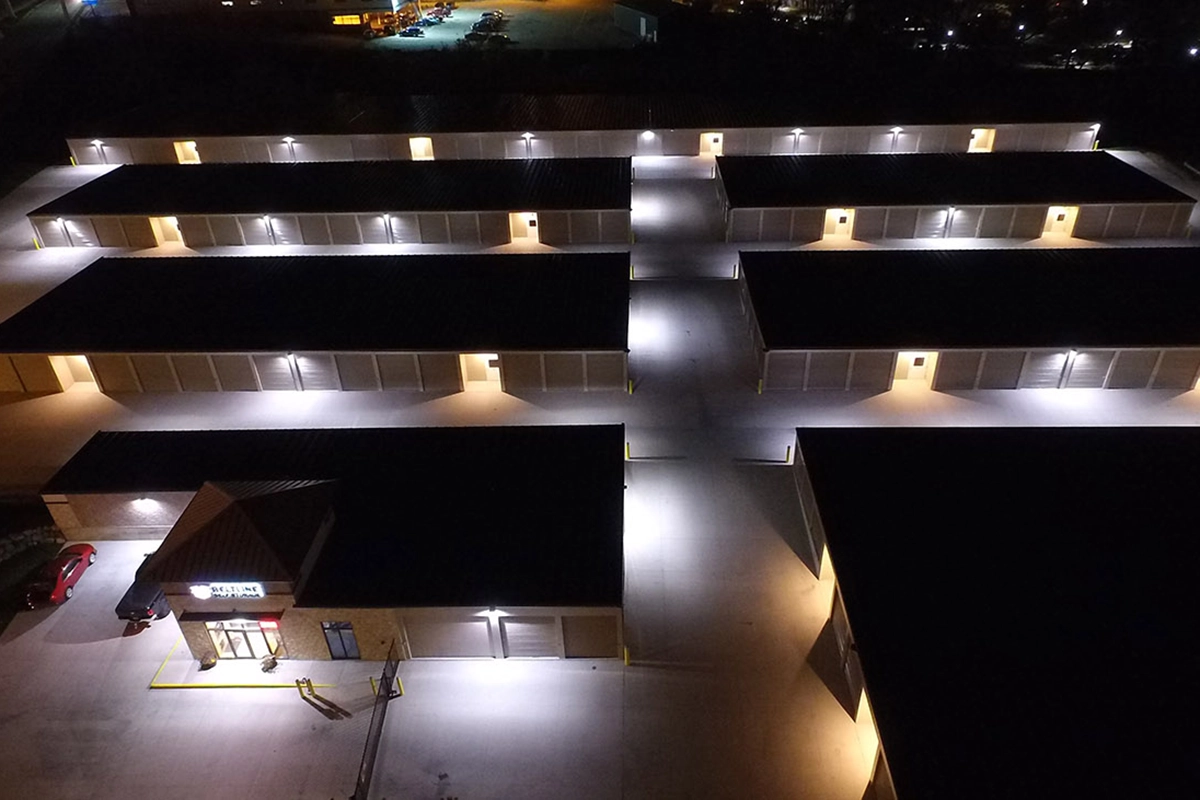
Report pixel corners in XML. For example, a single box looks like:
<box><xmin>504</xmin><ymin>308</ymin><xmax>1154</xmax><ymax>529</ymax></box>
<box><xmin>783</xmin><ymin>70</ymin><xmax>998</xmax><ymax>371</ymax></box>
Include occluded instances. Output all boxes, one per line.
<box><xmin>785</xmin><ymin>445</ymin><xmax>792</xmax><ymax>464</ymax></box>
<box><xmin>629</xmin><ymin>264</ymin><xmax>635</xmax><ymax>280</ymax></box>
<box><xmin>32</xmin><ymin>237</ymin><xmax>41</xmax><ymax>251</ymax></box>
<box><xmin>370</xmin><ymin>676</ymin><xmax>378</xmax><ymax>696</ymax></box>
<box><xmin>69</xmin><ymin>156</ymin><xmax>77</xmax><ymax>167</ymax></box>
<box><xmin>757</xmin><ymin>379</ymin><xmax>763</xmax><ymax>395</ymax></box>
<box><xmin>625</xmin><ymin>442</ymin><xmax>631</xmax><ymax>461</ymax></box>
<box><xmin>305</xmin><ymin>677</ymin><xmax>315</xmax><ymax>696</ymax></box>
<box><xmin>627</xmin><ymin>378</ymin><xmax>633</xmax><ymax>395</ymax></box>
<box><xmin>623</xmin><ymin>646</ymin><xmax>630</xmax><ymax>666</ymax></box>
<box><xmin>295</xmin><ymin>679</ymin><xmax>306</xmax><ymax>699</ymax></box>
<box><xmin>396</xmin><ymin>676</ymin><xmax>404</xmax><ymax>696</ymax></box>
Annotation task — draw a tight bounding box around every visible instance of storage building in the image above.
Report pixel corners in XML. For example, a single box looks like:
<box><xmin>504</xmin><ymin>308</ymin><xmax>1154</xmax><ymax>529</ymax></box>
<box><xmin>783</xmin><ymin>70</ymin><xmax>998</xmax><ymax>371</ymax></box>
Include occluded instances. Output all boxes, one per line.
<box><xmin>716</xmin><ymin>152</ymin><xmax>1194</xmax><ymax>242</ymax></box>
<box><xmin>65</xmin><ymin>93</ymin><xmax>1102</xmax><ymax>166</ymax></box>
<box><xmin>40</xmin><ymin>426</ymin><xmax>625</xmax><ymax>662</ymax></box>
<box><xmin>0</xmin><ymin>253</ymin><xmax>629</xmax><ymax>396</ymax></box>
<box><xmin>739</xmin><ymin>248</ymin><xmax>1200</xmax><ymax>391</ymax></box>
<box><xmin>28</xmin><ymin>158</ymin><xmax>633</xmax><ymax>248</ymax></box>
<box><xmin>788</xmin><ymin>427</ymin><xmax>1200</xmax><ymax>800</ymax></box>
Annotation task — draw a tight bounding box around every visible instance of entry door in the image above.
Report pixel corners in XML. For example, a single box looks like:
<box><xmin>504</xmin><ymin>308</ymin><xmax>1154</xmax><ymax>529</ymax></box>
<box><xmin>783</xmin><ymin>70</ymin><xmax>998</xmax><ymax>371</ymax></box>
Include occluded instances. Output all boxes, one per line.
<box><xmin>699</xmin><ymin>132</ymin><xmax>724</xmax><ymax>156</ymax></box>
<box><xmin>1043</xmin><ymin>206</ymin><xmax>1078</xmax><ymax>236</ymax></box>
<box><xmin>459</xmin><ymin>353</ymin><xmax>502</xmax><ymax>391</ymax></box>
<box><xmin>509</xmin><ymin>212</ymin><xmax>539</xmax><ymax>243</ymax></box>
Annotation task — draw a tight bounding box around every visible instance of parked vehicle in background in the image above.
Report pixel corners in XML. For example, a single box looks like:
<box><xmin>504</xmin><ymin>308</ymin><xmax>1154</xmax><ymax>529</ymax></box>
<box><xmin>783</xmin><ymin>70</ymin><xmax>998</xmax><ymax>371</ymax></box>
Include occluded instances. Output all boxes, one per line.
<box><xmin>399</xmin><ymin>25</ymin><xmax>425</xmax><ymax>37</ymax></box>
<box><xmin>25</xmin><ymin>544</ymin><xmax>96</xmax><ymax>608</ymax></box>
<box><xmin>115</xmin><ymin>553</ymin><xmax>170</xmax><ymax>622</ymax></box>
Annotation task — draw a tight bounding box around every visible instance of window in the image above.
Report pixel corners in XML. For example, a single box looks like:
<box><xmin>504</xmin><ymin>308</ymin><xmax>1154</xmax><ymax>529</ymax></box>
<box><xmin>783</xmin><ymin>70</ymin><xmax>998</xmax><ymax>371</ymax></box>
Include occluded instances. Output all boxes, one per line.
<box><xmin>323</xmin><ymin>621</ymin><xmax>361</xmax><ymax>659</ymax></box>
<box><xmin>332</xmin><ymin>12</ymin><xmax>360</xmax><ymax>21</ymax></box>
<box><xmin>913</xmin><ymin>357</ymin><xmax>926</xmax><ymax>367</ymax></box>
<box><xmin>206</xmin><ymin>620</ymin><xmax>281</xmax><ymax>660</ymax></box>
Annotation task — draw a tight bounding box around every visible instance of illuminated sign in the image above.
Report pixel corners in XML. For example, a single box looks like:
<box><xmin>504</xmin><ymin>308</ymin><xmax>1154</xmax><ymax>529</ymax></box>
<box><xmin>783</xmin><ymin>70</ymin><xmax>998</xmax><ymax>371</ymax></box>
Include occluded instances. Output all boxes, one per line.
<box><xmin>189</xmin><ymin>582</ymin><xmax>265</xmax><ymax>600</ymax></box>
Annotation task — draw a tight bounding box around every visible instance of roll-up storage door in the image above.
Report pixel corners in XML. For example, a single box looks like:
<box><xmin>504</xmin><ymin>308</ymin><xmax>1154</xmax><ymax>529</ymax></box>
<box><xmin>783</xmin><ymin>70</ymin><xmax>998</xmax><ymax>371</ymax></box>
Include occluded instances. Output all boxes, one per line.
<box><xmin>447</xmin><ymin>213</ymin><xmax>481</xmax><ymax>244</ymax></box>
<box><xmin>298</xmin><ymin>215</ymin><xmax>332</xmax><ymax>245</ymax></box>
<box><xmin>208</xmin><ymin>216</ymin><xmax>244</xmax><ymax>246</ymax></box>
<box><xmin>544</xmin><ymin>353</ymin><xmax>586</xmax><ymax>390</ymax></box>
<box><xmin>569</xmin><ymin>212</ymin><xmax>601</xmax><ymax>244</ymax></box>
<box><xmin>252</xmin><ymin>355</ymin><xmax>297</xmax><ymax>390</ymax></box>
<box><xmin>479</xmin><ymin>212</ymin><xmax>511</xmax><ymax>245</ymax></box>
<box><xmin>376</xmin><ymin>354</ymin><xmax>421</xmax><ymax>390</ymax></box>
<box><xmin>931</xmin><ymin>351</ymin><xmax>982</xmax><ymax>390</ymax></box>
<box><xmin>327</xmin><ymin>215</ymin><xmax>362</xmax><ymax>245</ymax></box>
<box><xmin>335</xmin><ymin>354</ymin><xmax>381</xmax><ymax>391</ymax></box>
<box><xmin>948</xmin><ymin>207</ymin><xmax>983</xmax><ymax>238</ymax></box>
<box><xmin>295</xmin><ymin>354</ymin><xmax>340</xmax><ymax>391</ymax></box>
<box><xmin>585</xmin><ymin>353</ymin><xmax>626</xmax><ymax>390</ymax></box>
<box><xmin>121</xmin><ymin>217</ymin><xmax>158</xmax><ymax>248</ymax></box>
<box><xmin>171</xmin><ymin>355</ymin><xmax>219</xmax><ymax>391</ymax></box>
<box><xmin>177</xmin><ymin>216</ymin><xmax>214</xmax><ymax>247</ymax></box>
<box><xmin>1019</xmin><ymin>350</ymin><xmax>1069</xmax><ymax>389</ymax></box>
<box><xmin>417</xmin><ymin>214</ymin><xmax>450</xmax><ymax>243</ymax></box>
<box><xmin>730</xmin><ymin>210</ymin><xmax>762</xmax><ymax>241</ymax></box>
<box><xmin>358</xmin><ymin>214</ymin><xmax>390</xmax><ymax>244</ymax></box>
<box><xmin>89</xmin><ymin>355</ymin><xmax>139</xmax><ymax>392</ymax></box>
<box><xmin>848</xmin><ymin>352</ymin><xmax>894</xmax><ymax>391</ymax></box>
<box><xmin>1105</xmin><ymin>206</ymin><xmax>1142</xmax><ymax>238</ymax></box>
<box><xmin>1011</xmin><ymin>206</ymin><xmax>1048</xmax><ymax>238</ymax></box>
<box><xmin>600</xmin><ymin>211</ymin><xmax>630</xmax><ymax>243</ymax></box>
<box><xmin>764</xmin><ymin>352</ymin><xmax>807</xmax><ymax>389</ymax></box>
<box><xmin>1150</xmin><ymin>350</ymin><xmax>1200</xmax><ymax>389</ymax></box>
<box><xmin>1107</xmin><ymin>350</ymin><xmax>1159</xmax><ymax>389</ymax></box>
<box><xmin>790</xmin><ymin>209</ymin><xmax>825</xmax><ymax>242</ymax></box>
<box><xmin>130</xmin><ymin>355</ymin><xmax>180</xmax><ymax>392</ymax></box>
<box><xmin>211</xmin><ymin>355</ymin><xmax>259</xmax><ymax>391</ymax></box>
<box><xmin>0</xmin><ymin>357</ymin><xmax>23</xmax><ymax>392</ymax></box>
<box><xmin>500</xmin><ymin>617</ymin><xmax>559</xmax><ymax>657</ymax></box>
<box><xmin>883</xmin><ymin>207</ymin><xmax>918</xmax><ymax>239</ymax></box>
<box><xmin>92</xmin><ymin>217</ymin><xmax>127</xmax><ymax>247</ymax></box>
<box><xmin>915</xmin><ymin>208</ymin><xmax>946</xmax><ymax>238</ymax></box>
<box><xmin>563</xmin><ymin>616</ymin><xmax>619</xmax><ymax>658</ymax></box>
<box><xmin>1135</xmin><ymin>205</ymin><xmax>1175</xmax><ymax>238</ymax></box>
<box><xmin>806</xmin><ymin>352</ymin><xmax>851</xmax><ymax>390</ymax></box>
<box><xmin>1064</xmin><ymin>351</ymin><xmax>1114</xmax><ymax>388</ymax></box>
<box><xmin>1070</xmin><ymin>206</ymin><xmax>1110</xmax><ymax>239</ymax></box>
<box><xmin>237</xmin><ymin>216</ymin><xmax>272</xmax><ymax>246</ymax></box>
<box><xmin>405</xmin><ymin>618</ymin><xmax>492</xmax><ymax>658</ymax></box>
<box><xmin>390</xmin><ymin>214</ymin><xmax>420</xmax><ymax>244</ymax></box>
<box><xmin>851</xmin><ymin>209</ymin><xmax>886</xmax><ymax>241</ymax></box>
<box><xmin>417</xmin><ymin>354</ymin><xmax>461</xmax><ymax>392</ymax></box>
<box><xmin>11</xmin><ymin>355</ymin><xmax>63</xmax><ymax>392</ymax></box>
<box><xmin>498</xmin><ymin>353</ymin><xmax>543</xmax><ymax>391</ymax></box>
<box><xmin>760</xmin><ymin>209</ymin><xmax>792</xmax><ymax>240</ymax></box>
<box><xmin>977</xmin><ymin>351</ymin><xmax>1025</xmax><ymax>389</ymax></box>
<box><xmin>32</xmin><ymin>219</ymin><xmax>68</xmax><ymax>248</ymax></box>
<box><xmin>533</xmin><ymin>212</ymin><xmax>567</xmax><ymax>244</ymax></box>
<box><xmin>978</xmin><ymin>207</ymin><xmax>1016</xmax><ymax>238</ymax></box>
<box><xmin>270</xmin><ymin>215</ymin><xmax>302</xmax><ymax>245</ymax></box>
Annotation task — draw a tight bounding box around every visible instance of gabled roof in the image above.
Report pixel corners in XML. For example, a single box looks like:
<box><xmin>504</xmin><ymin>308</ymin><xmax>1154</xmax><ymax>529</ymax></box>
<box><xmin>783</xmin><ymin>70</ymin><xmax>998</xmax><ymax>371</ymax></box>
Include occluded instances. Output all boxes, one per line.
<box><xmin>141</xmin><ymin>480</ymin><xmax>335</xmax><ymax>584</ymax></box>
<box><xmin>740</xmin><ymin>247</ymin><xmax>1200</xmax><ymax>349</ymax></box>
<box><xmin>0</xmin><ymin>253</ymin><xmax>630</xmax><ymax>353</ymax></box>
<box><xmin>31</xmin><ymin>158</ymin><xmax>632</xmax><ymax>217</ymax></box>
<box><xmin>716</xmin><ymin>152</ymin><xmax>1192</xmax><ymax>208</ymax></box>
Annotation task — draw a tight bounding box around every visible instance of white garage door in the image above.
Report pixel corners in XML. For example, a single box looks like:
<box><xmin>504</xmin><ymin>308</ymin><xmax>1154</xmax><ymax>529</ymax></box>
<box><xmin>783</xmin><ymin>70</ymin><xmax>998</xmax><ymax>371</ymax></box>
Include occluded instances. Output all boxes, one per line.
<box><xmin>405</xmin><ymin>618</ymin><xmax>492</xmax><ymax>658</ymax></box>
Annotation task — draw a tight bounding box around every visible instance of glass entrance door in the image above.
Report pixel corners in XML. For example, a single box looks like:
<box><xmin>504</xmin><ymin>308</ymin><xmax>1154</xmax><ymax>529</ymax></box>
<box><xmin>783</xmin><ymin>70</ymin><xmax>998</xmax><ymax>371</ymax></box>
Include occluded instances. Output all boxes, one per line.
<box><xmin>206</xmin><ymin>620</ymin><xmax>282</xmax><ymax>659</ymax></box>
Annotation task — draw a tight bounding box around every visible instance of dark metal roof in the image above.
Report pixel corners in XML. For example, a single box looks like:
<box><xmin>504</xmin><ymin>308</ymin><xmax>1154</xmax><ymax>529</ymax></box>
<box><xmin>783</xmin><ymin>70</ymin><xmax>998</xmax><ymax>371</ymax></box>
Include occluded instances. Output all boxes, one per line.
<box><xmin>716</xmin><ymin>152</ymin><xmax>1192</xmax><ymax>208</ymax></box>
<box><xmin>740</xmin><ymin>247</ymin><xmax>1200</xmax><ymax>350</ymax></box>
<box><xmin>795</xmin><ymin>427</ymin><xmax>1200</xmax><ymax>800</ymax></box>
<box><xmin>0</xmin><ymin>253</ymin><xmax>629</xmax><ymax>353</ymax></box>
<box><xmin>43</xmin><ymin>426</ymin><xmax>625</xmax><ymax>608</ymax></box>
<box><xmin>74</xmin><ymin>93</ymin><xmax>1101</xmax><ymax>138</ymax></box>
<box><xmin>140</xmin><ymin>481</ymin><xmax>336</xmax><ymax>584</ymax></box>
<box><xmin>31</xmin><ymin>159</ymin><xmax>632</xmax><ymax>217</ymax></box>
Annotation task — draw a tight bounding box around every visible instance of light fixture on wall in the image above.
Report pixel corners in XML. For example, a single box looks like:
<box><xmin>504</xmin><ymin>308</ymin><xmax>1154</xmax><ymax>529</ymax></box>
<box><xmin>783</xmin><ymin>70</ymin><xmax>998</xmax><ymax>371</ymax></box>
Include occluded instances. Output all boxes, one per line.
<box><xmin>282</xmin><ymin>136</ymin><xmax>297</xmax><ymax>161</ymax></box>
<box><xmin>521</xmin><ymin>132</ymin><xmax>534</xmax><ymax>157</ymax></box>
<box><xmin>640</xmin><ymin>130</ymin><xmax>655</xmax><ymax>142</ymax></box>
<box><xmin>90</xmin><ymin>139</ymin><xmax>107</xmax><ymax>165</ymax></box>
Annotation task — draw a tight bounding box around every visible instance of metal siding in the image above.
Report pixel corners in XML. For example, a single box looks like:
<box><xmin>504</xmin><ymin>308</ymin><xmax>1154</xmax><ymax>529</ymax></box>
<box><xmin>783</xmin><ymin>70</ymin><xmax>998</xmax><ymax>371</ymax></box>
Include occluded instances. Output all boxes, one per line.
<box><xmin>479</xmin><ymin>212</ymin><xmax>511</xmax><ymax>245</ymax></box>
<box><xmin>237</xmin><ymin>216</ymin><xmax>272</xmax><ymax>246</ymax></box>
<box><xmin>500</xmin><ymin>617</ymin><xmax>559</xmax><ymax>657</ymax></box>
<box><xmin>562</xmin><ymin>615</ymin><xmax>619</xmax><ymax>658</ymax></box>
<box><xmin>882</xmin><ymin>207</ymin><xmax>918</xmax><ymax>238</ymax></box>
<box><xmin>416</xmin><ymin>354</ymin><xmax>461</xmax><ymax>392</ymax></box>
<box><xmin>358</xmin><ymin>214</ymin><xmax>390</xmax><ymax>244</ymax></box>
<box><xmin>585</xmin><ymin>352</ymin><xmax>626</xmax><ymax>390</ymax></box>
<box><xmin>405</xmin><ymin>618</ymin><xmax>492</xmax><ymax>658</ymax></box>
<box><xmin>851</xmin><ymin>208</ymin><xmax>886</xmax><ymax>241</ymax></box>
<box><xmin>1107</xmin><ymin>350</ymin><xmax>1159</xmax><ymax>388</ymax></box>
<box><xmin>252</xmin><ymin>355</ymin><xmax>297</xmax><ymax>390</ymax></box>
<box><xmin>978</xmin><ymin>207</ymin><xmax>1015</xmax><ymax>238</ymax></box>
<box><xmin>171</xmin><ymin>355</ymin><xmax>219</xmax><ymax>391</ymax></box>
<box><xmin>1065</xmin><ymin>351</ymin><xmax>1114</xmax><ymax>388</ymax></box>
<box><xmin>327</xmin><ymin>215</ymin><xmax>362</xmax><ymax>245</ymax></box>
<box><xmin>1020</xmin><ymin>350</ymin><xmax>1069</xmax><ymax>388</ymax></box>
<box><xmin>298</xmin><ymin>215</ymin><xmax>332</xmax><ymax>245</ymax></box>
<box><xmin>208</xmin><ymin>215</ymin><xmax>244</xmax><ymax>246</ymax></box>
<box><xmin>535</xmin><ymin>212</ymin><xmax>569</xmax><ymax>244</ymax></box>
<box><xmin>948</xmin><ymin>207</ymin><xmax>983</xmax><ymax>238</ymax></box>
<box><xmin>130</xmin><ymin>355</ymin><xmax>179</xmax><ymax>391</ymax></box>
<box><xmin>931</xmin><ymin>351</ymin><xmax>982</xmax><ymax>390</ymax></box>
<box><xmin>295</xmin><ymin>353</ymin><xmax>340</xmax><ymax>391</ymax></box>
<box><xmin>417</xmin><ymin>213</ymin><xmax>450</xmax><ymax>244</ymax></box>
<box><xmin>334</xmin><ymin>354</ymin><xmax>381</xmax><ymax>391</ymax></box>
<box><xmin>806</xmin><ymin>352</ymin><xmax>851</xmax><ymax>390</ymax></box>
<box><xmin>915</xmin><ymin>208</ymin><xmax>947</xmax><ymax>238</ymax></box>
<box><xmin>91</xmin><ymin>217</ymin><xmax>128</xmax><ymax>247</ymax></box>
<box><xmin>848</xmin><ymin>352</ymin><xmax>893</xmax><ymax>391</ymax></box>
<box><xmin>1071</xmin><ymin>206</ymin><xmax>1110</xmax><ymax>239</ymax></box>
<box><xmin>1105</xmin><ymin>205</ymin><xmax>1143</xmax><ymax>238</ymax></box>
<box><xmin>177</xmin><ymin>216</ymin><xmax>214</xmax><ymax>247</ymax></box>
<box><xmin>447</xmin><ymin>213</ymin><xmax>481</xmax><ymax>244</ymax></box>
<box><xmin>544</xmin><ymin>353</ymin><xmax>586</xmax><ymax>390</ymax></box>
<box><xmin>1011</xmin><ymin>206</ymin><xmax>1049</xmax><ymax>238</ymax></box>
<box><xmin>790</xmin><ymin>208</ymin><xmax>825</xmax><ymax>242</ymax></box>
<box><xmin>568</xmin><ymin>211</ymin><xmax>601</xmax><ymax>244</ymax></box>
<box><xmin>376</xmin><ymin>354</ymin><xmax>421</xmax><ymax>390</ymax></box>
<box><xmin>11</xmin><ymin>355</ymin><xmax>62</xmax><ymax>393</ymax></box>
<box><xmin>0</xmin><ymin>356</ymin><xmax>23</xmax><ymax>392</ymax></box>
<box><xmin>89</xmin><ymin>355</ymin><xmax>140</xmax><ymax>392</ymax></box>
<box><xmin>121</xmin><ymin>217</ymin><xmax>158</xmax><ymax>248</ymax></box>
<box><xmin>977</xmin><ymin>351</ymin><xmax>1025</xmax><ymax>389</ymax></box>
<box><xmin>1150</xmin><ymin>350</ymin><xmax>1200</xmax><ymax>389</ymax></box>
<box><xmin>498</xmin><ymin>353</ymin><xmax>543</xmax><ymax>391</ymax></box>
<box><xmin>211</xmin><ymin>355</ymin><xmax>259</xmax><ymax>391</ymax></box>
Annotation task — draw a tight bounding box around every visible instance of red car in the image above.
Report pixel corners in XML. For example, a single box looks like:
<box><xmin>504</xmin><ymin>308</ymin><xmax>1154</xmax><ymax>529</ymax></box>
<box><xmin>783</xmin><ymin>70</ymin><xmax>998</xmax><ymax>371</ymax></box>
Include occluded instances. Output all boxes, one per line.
<box><xmin>25</xmin><ymin>544</ymin><xmax>97</xmax><ymax>608</ymax></box>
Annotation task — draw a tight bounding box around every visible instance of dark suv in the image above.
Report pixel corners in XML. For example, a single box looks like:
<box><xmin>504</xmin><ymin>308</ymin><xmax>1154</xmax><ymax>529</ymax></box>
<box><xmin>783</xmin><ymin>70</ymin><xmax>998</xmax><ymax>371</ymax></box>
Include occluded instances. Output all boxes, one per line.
<box><xmin>115</xmin><ymin>554</ymin><xmax>171</xmax><ymax>622</ymax></box>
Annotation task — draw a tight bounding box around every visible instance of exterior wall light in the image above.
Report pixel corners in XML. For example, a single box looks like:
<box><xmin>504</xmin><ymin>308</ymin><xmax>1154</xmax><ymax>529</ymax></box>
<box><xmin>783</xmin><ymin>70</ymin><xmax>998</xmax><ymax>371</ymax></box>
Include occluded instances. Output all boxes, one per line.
<box><xmin>641</xmin><ymin>130</ymin><xmax>655</xmax><ymax>141</ymax></box>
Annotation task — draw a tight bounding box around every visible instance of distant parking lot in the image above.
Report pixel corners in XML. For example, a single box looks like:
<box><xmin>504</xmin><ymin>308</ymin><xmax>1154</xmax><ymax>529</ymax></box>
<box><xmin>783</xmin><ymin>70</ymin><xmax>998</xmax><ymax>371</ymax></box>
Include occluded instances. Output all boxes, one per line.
<box><xmin>370</xmin><ymin>0</ymin><xmax>636</xmax><ymax>50</ymax></box>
